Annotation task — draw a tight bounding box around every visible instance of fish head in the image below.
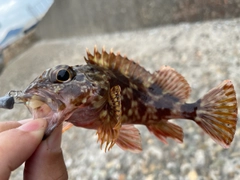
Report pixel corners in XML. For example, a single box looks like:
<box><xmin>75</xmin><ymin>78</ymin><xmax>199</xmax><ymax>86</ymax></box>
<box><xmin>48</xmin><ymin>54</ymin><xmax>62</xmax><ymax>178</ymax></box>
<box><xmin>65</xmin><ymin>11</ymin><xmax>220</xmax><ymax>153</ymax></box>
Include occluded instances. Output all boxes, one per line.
<box><xmin>15</xmin><ymin>64</ymin><xmax>109</xmax><ymax>137</ymax></box>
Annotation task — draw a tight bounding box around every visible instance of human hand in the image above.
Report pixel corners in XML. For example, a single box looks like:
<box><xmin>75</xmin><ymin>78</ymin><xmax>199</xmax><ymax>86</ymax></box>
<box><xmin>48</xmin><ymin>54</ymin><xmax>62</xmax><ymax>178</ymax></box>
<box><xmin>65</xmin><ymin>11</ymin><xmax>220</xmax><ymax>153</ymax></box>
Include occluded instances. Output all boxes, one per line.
<box><xmin>0</xmin><ymin>118</ymin><xmax>68</xmax><ymax>180</ymax></box>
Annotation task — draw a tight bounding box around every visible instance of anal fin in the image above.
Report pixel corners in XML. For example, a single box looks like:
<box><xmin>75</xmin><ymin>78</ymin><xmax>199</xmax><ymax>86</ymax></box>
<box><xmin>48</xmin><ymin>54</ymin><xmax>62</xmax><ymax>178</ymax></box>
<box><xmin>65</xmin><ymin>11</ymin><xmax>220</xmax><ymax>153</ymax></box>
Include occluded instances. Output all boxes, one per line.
<box><xmin>116</xmin><ymin>125</ymin><xmax>142</xmax><ymax>153</ymax></box>
<box><xmin>147</xmin><ymin>121</ymin><xmax>183</xmax><ymax>144</ymax></box>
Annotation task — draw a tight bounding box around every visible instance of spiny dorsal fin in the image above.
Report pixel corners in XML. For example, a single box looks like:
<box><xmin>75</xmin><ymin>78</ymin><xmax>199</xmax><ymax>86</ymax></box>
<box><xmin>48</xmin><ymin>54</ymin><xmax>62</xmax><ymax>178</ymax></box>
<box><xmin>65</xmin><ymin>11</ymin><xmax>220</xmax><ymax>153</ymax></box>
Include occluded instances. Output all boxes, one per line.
<box><xmin>85</xmin><ymin>47</ymin><xmax>153</xmax><ymax>88</ymax></box>
<box><xmin>152</xmin><ymin>66</ymin><xmax>191</xmax><ymax>102</ymax></box>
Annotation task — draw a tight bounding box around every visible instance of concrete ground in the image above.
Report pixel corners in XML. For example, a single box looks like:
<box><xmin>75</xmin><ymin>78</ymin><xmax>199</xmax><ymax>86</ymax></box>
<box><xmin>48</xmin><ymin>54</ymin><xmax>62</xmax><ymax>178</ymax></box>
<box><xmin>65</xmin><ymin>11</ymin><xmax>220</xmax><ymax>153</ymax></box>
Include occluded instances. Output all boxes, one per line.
<box><xmin>0</xmin><ymin>17</ymin><xmax>240</xmax><ymax>179</ymax></box>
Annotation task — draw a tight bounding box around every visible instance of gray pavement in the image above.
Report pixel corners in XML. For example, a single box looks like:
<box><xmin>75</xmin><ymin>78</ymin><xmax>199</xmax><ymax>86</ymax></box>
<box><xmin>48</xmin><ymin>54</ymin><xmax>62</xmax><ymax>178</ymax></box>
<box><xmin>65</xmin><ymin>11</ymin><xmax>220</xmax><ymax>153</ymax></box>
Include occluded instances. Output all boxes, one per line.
<box><xmin>1</xmin><ymin>18</ymin><xmax>240</xmax><ymax>179</ymax></box>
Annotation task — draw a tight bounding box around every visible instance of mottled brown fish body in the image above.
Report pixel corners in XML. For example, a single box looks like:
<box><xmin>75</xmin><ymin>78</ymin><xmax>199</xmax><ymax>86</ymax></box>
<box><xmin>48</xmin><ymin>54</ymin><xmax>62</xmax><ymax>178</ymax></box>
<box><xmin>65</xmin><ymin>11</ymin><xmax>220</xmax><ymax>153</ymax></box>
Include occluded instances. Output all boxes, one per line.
<box><xmin>15</xmin><ymin>48</ymin><xmax>237</xmax><ymax>152</ymax></box>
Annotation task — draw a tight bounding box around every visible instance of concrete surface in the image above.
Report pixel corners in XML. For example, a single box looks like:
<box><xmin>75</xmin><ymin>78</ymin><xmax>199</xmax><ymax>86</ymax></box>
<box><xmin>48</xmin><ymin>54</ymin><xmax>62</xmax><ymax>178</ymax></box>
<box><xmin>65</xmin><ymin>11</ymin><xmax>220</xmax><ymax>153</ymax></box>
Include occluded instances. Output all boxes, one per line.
<box><xmin>37</xmin><ymin>0</ymin><xmax>240</xmax><ymax>39</ymax></box>
<box><xmin>3</xmin><ymin>0</ymin><xmax>240</xmax><ymax>72</ymax></box>
<box><xmin>0</xmin><ymin>18</ymin><xmax>240</xmax><ymax>179</ymax></box>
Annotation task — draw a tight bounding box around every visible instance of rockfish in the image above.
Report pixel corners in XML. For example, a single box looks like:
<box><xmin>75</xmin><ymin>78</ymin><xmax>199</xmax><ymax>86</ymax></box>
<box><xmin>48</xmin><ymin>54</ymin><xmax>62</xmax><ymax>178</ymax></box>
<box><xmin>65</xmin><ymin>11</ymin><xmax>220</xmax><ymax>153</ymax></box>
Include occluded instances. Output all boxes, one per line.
<box><xmin>6</xmin><ymin>48</ymin><xmax>238</xmax><ymax>152</ymax></box>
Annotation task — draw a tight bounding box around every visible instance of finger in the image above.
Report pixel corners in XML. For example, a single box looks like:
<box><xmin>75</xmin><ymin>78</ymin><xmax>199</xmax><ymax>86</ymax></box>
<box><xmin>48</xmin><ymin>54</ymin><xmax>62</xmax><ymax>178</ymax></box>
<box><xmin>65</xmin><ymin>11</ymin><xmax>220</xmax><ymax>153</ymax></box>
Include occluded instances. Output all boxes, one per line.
<box><xmin>0</xmin><ymin>119</ymin><xmax>33</xmax><ymax>133</ymax></box>
<box><xmin>0</xmin><ymin>119</ymin><xmax>47</xmax><ymax>180</ymax></box>
<box><xmin>0</xmin><ymin>121</ymin><xmax>21</xmax><ymax>132</ymax></box>
<box><xmin>24</xmin><ymin>123</ymin><xmax>68</xmax><ymax>180</ymax></box>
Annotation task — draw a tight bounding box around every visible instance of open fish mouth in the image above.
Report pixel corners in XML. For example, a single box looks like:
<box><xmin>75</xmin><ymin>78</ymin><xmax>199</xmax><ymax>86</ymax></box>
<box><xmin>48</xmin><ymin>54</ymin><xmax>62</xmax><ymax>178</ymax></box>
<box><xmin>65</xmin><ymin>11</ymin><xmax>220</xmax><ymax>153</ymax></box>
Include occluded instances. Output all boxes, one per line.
<box><xmin>9</xmin><ymin>90</ymin><xmax>65</xmax><ymax>137</ymax></box>
<box><xmin>26</xmin><ymin>96</ymin><xmax>53</xmax><ymax>119</ymax></box>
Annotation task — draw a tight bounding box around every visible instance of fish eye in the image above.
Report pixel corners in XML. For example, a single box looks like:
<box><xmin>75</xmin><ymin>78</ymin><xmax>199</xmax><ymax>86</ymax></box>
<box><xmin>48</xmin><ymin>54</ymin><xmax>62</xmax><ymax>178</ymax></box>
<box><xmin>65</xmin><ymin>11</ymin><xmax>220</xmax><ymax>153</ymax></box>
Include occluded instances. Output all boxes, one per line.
<box><xmin>49</xmin><ymin>65</ymin><xmax>75</xmax><ymax>83</ymax></box>
<box><xmin>57</xmin><ymin>69</ymin><xmax>71</xmax><ymax>82</ymax></box>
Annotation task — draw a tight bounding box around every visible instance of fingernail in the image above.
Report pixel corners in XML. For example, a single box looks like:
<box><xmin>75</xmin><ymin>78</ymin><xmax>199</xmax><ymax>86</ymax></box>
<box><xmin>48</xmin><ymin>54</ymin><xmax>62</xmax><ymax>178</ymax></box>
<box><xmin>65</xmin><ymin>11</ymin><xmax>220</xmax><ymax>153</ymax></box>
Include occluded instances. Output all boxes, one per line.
<box><xmin>17</xmin><ymin>119</ymin><xmax>46</xmax><ymax>132</ymax></box>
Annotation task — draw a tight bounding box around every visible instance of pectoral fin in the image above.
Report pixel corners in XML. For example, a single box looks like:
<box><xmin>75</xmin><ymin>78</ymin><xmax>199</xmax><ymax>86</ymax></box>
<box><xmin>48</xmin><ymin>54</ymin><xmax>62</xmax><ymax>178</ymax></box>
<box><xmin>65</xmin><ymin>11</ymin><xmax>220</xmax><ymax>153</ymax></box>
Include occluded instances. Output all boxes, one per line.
<box><xmin>109</xmin><ymin>85</ymin><xmax>122</xmax><ymax>130</ymax></box>
<box><xmin>96</xmin><ymin>85</ymin><xmax>123</xmax><ymax>152</ymax></box>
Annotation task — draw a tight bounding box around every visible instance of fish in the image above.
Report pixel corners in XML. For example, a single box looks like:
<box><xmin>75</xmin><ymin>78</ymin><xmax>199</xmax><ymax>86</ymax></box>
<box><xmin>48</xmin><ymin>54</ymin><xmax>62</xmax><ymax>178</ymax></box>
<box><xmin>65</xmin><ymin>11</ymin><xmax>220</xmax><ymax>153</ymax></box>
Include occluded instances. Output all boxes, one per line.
<box><xmin>9</xmin><ymin>47</ymin><xmax>238</xmax><ymax>152</ymax></box>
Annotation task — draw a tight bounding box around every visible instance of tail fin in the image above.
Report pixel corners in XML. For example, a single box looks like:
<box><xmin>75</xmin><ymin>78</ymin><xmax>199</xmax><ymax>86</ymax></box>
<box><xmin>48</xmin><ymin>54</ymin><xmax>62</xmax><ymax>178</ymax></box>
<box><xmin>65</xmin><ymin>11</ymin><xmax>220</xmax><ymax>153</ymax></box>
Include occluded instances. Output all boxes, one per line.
<box><xmin>195</xmin><ymin>80</ymin><xmax>238</xmax><ymax>148</ymax></box>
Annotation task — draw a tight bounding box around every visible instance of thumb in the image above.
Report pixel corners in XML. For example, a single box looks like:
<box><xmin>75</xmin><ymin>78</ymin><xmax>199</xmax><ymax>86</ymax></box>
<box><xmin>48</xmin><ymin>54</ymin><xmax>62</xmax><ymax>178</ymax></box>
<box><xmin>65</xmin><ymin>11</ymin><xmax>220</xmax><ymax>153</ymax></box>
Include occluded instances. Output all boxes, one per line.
<box><xmin>24</xmin><ymin>123</ymin><xmax>68</xmax><ymax>180</ymax></box>
<box><xmin>0</xmin><ymin>118</ymin><xmax>47</xmax><ymax>180</ymax></box>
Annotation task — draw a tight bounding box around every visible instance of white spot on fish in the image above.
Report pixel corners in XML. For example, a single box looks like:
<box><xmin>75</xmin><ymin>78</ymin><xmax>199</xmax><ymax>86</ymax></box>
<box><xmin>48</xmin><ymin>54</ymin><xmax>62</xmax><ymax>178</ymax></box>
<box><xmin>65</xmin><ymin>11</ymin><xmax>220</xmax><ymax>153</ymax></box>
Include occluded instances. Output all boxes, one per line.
<box><xmin>128</xmin><ymin>109</ymin><xmax>133</xmax><ymax>116</ymax></box>
<box><xmin>100</xmin><ymin>110</ymin><xmax>107</xmax><ymax>119</ymax></box>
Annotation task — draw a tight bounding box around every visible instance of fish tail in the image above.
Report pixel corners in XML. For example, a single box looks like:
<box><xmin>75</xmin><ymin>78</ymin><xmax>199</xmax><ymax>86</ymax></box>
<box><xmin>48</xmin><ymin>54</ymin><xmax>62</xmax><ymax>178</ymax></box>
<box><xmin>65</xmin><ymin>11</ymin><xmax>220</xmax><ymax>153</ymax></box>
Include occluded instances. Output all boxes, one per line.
<box><xmin>192</xmin><ymin>80</ymin><xmax>238</xmax><ymax>148</ymax></box>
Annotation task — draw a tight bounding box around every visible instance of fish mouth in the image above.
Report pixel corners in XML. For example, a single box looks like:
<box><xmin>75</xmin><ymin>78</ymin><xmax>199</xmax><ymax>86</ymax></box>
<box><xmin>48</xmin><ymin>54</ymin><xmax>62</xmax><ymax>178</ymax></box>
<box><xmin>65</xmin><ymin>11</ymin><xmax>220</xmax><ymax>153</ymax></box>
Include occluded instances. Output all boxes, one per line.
<box><xmin>15</xmin><ymin>90</ymin><xmax>66</xmax><ymax>138</ymax></box>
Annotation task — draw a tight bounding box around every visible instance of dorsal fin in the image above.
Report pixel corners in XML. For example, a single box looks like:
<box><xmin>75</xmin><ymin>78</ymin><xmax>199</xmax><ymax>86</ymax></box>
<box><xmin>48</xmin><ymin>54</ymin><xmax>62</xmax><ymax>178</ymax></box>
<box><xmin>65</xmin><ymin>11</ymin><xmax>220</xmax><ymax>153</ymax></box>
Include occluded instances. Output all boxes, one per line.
<box><xmin>85</xmin><ymin>47</ymin><xmax>153</xmax><ymax>88</ymax></box>
<box><xmin>152</xmin><ymin>66</ymin><xmax>191</xmax><ymax>102</ymax></box>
